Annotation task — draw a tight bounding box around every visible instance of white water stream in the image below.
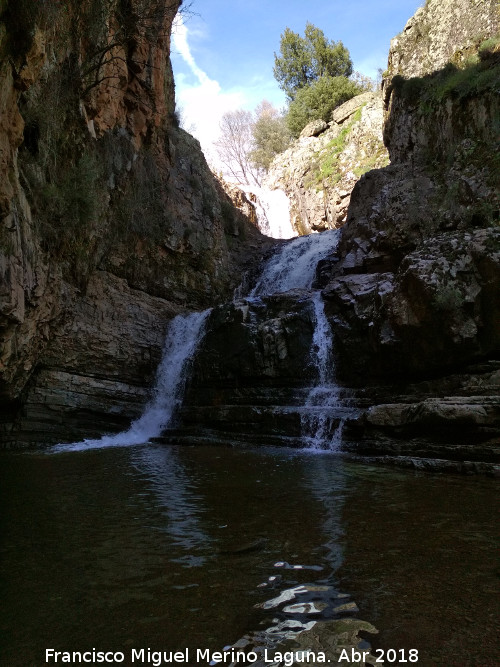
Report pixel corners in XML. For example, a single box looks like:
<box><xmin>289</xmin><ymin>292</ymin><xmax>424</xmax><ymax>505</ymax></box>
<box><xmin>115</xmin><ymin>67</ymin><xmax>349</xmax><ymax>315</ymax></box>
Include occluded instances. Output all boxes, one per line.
<box><xmin>241</xmin><ymin>185</ymin><xmax>296</xmax><ymax>239</ymax></box>
<box><xmin>251</xmin><ymin>229</ymin><xmax>340</xmax><ymax>296</ymax></box>
<box><xmin>250</xmin><ymin>228</ymin><xmax>346</xmax><ymax>450</ymax></box>
<box><xmin>55</xmin><ymin>221</ymin><xmax>344</xmax><ymax>452</ymax></box>
<box><xmin>301</xmin><ymin>292</ymin><xmax>344</xmax><ymax>450</ymax></box>
<box><xmin>52</xmin><ymin>309</ymin><xmax>210</xmax><ymax>452</ymax></box>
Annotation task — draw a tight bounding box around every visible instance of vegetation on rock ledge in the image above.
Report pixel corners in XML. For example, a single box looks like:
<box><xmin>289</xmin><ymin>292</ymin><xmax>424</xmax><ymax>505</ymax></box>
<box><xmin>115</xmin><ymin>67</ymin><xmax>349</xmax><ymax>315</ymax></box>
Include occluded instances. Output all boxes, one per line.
<box><xmin>286</xmin><ymin>76</ymin><xmax>363</xmax><ymax>138</ymax></box>
<box><xmin>273</xmin><ymin>22</ymin><xmax>353</xmax><ymax>101</ymax></box>
<box><xmin>389</xmin><ymin>34</ymin><xmax>500</xmax><ymax>109</ymax></box>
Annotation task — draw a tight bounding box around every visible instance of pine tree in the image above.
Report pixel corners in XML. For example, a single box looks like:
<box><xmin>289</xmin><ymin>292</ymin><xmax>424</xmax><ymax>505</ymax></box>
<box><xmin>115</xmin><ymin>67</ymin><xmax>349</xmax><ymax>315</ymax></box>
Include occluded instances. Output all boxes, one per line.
<box><xmin>273</xmin><ymin>22</ymin><xmax>353</xmax><ymax>100</ymax></box>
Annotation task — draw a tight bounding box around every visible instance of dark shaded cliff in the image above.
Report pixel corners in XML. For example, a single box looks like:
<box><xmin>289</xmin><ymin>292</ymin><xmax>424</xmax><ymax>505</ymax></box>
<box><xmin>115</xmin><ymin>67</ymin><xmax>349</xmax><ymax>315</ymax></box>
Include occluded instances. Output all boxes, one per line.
<box><xmin>319</xmin><ymin>0</ymin><xmax>500</xmax><ymax>459</ymax></box>
<box><xmin>162</xmin><ymin>0</ymin><xmax>500</xmax><ymax>469</ymax></box>
<box><xmin>0</xmin><ymin>0</ymin><xmax>268</xmax><ymax>445</ymax></box>
<box><xmin>325</xmin><ymin>0</ymin><xmax>499</xmax><ymax>381</ymax></box>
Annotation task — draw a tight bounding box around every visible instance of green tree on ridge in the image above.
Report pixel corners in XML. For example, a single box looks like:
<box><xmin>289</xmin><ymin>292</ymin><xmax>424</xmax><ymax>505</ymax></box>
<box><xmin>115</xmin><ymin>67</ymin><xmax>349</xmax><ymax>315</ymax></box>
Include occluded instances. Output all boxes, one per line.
<box><xmin>273</xmin><ymin>22</ymin><xmax>353</xmax><ymax>100</ymax></box>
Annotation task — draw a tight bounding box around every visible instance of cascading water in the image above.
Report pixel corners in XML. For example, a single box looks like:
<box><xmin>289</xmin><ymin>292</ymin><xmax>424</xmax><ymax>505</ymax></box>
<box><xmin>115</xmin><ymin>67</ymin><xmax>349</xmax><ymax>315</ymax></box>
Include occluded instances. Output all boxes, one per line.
<box><xmin>249</xmin><ymin>228</ymin><xmax>347</xmax><ymax>450</ymax></box>
<box><xmin>250</xmin><ymin>229</ymin><xmax>340</xmax><ymax>295</ymax></box>
<box><xmin>241</xmin><ymin>185</ymin><xmax>296</xmax><ymax>239</ymax></box>
<box><xmin>301</xmin><ymin>292</ymin><xmax>344</xmax><ymax>451</ymax></box>
<box><xmin>55</xmin><ymin>226</ymin><xmax>344</xmax><ymax>453</ymax></box>
<box><xmin>52</xmin><ymin>309</ymin><xmax>211</xmax><ymax>452</ymax></box>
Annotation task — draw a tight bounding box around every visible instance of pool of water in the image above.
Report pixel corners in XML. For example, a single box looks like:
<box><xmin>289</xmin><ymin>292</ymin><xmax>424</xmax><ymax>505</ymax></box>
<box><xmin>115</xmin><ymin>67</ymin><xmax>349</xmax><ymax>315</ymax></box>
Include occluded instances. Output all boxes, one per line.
<box><xmin>0</xmin><ymin>444</ymin><xmax>497</xmax><ymax>666</ymax></box>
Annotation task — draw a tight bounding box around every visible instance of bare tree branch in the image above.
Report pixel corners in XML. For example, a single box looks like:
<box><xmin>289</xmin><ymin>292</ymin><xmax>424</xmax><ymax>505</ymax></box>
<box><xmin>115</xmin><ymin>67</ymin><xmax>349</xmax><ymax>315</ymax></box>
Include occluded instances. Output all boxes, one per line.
<box><xmin>214</xmin><ymin>110</ymin><xmax>263</xmax><ymax>187</ymax></box>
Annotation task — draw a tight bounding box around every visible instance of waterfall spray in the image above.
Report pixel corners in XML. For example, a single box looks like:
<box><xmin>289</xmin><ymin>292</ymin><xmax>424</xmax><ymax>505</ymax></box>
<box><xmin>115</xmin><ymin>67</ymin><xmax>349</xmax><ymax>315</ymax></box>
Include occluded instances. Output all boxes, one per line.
<box><xmin>52</xmin><ymin>309</ymin><xmax>211</xmax><ymax>452</ymax></box>
<box><xmin>251</xmin><ymin>229</ymin><xmax>340</xmax><ymax>296</ymax></box>
<box><xmin>241</xmin><ymin>185</ymin><xmax>296</xmax><ymax>239</ymax></box>
<box><xmin>301</xmin><ymin>293</ymin><xmax>344</xmax><ymax>450</ymax></box>
<box><xmin>249</xmin><ymin>228</ymin><xmax>347</xmax><ymax>450</ymax></box>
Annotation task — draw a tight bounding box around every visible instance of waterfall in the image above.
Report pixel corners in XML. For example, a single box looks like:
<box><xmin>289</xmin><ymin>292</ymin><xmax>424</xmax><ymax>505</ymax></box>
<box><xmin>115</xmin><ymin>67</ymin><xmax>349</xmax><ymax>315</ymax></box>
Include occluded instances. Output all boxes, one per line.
<box><xmin>241</xmin><ymin>185</ymin><xmax>296</xmax><ymax>239</ymax></box>
<box><xmin>249</xmin><ymin>229</ymin><xmax>345</xmax><ymax>450</ymax></box>
<box><xmin>55</xmin><ymin>224</ymin><xmax>344</xmax><ymax>452</ymax></box>
<box><xmin>301</xmin><ymin>293</ymin><xmax>344</xmax><ymax>451</ymax></box>
<box><xmin>251</xmin><ymin>229</ymin><xmax>340</xmax><ymax>296</ymax></box>
<box><xmin>52</xmin><ymin>309</ymin><xmax>211</xmax><ymax>452</ymax></box>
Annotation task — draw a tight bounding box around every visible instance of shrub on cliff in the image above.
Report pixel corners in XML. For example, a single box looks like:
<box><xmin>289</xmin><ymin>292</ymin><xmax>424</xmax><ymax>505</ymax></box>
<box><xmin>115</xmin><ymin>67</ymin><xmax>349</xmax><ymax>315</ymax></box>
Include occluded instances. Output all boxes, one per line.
<box><xmin>248</xmin><ymin>102</ymin><xmax>291</xmax><ymax>171</ymax></box>
<box><xmin>286</xmin><ymin>75</ymin><xmax>362</xmax><ymax>137</ymax></box>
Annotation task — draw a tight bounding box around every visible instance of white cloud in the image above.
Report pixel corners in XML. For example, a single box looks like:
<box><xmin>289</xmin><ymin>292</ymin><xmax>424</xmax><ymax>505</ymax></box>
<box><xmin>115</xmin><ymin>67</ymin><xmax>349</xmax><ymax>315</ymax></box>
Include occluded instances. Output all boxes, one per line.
<box><xmin>172</xmin><ymin>15</ymin><xmax>211</xmax><ymax>87</ymax></box>
<box><xmin>172</xmin><ymin>15</ymin><xmax>247</xmax><ymax>168</ymax></box>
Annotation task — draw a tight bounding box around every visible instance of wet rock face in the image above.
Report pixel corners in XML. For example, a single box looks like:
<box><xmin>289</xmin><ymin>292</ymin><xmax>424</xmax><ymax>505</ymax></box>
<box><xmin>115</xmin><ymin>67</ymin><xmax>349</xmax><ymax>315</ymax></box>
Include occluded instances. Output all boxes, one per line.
<box><xmin>265</xmin><ymin>93</ymin><xmax>388</xmax><ymax>235</ymax></box>
<box><xmin>0</xmin><ymin>1</ymin><xmax>269</xmax><ymax>444</ymax></box>
<box><xmin>172</xmin><ymin>293</ymin><xmax>320</xmax><ymax>446</ymax></box>
<box><xmin>190</xmin><ymin>293</ymin><xmax>317</xmax><ymax>389</ymax></box>
<box><xmin>342</xmin><ymin>359</ymin><xmax>500</xmax><ymax>466</ymax></box>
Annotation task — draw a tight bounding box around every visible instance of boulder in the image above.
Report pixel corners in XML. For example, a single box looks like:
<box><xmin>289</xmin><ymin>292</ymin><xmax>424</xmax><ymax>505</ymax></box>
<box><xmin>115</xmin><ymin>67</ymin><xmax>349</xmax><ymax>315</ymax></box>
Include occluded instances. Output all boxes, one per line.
<box><xmin>331</xmin><ymin>92</ymin><xmax>377</xmax><ymax>124</ymax></box>
<box><xmin>300</xmin><ymin>119</ymin><xmax>328</xmax><ymax>138</ymax></box>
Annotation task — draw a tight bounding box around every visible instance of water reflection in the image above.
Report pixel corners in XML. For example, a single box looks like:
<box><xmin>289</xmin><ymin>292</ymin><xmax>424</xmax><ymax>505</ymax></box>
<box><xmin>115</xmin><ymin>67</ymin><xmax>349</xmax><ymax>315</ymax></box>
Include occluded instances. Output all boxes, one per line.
<box><xmin>211</xmin><ymin>449</ymin><xmax>375</xmax><ymax>665</ymax></box>
<box><xmin>299</xmin><ymin>454</ymin><xmax>347</xmax><ymax>574</ymax></box>
<box><xmin>0</xmin><ymin>446</ymin><xmax>497</xmax><ymax>666</ymax></box>
<box><xmin>130</xmin><ymin>445</ymin><xmax>211</xmax><ymax>567</ymax></box>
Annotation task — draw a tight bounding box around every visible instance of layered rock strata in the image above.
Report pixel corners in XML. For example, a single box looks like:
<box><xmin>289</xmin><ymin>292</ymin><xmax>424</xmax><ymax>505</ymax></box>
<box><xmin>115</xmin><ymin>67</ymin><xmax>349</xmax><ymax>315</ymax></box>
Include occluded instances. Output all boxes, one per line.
<box><xmin>319</xmin><ymin>0</ymin><xmax>500</xmax><ymax>462</ymax></box>
<box><xmin>166</xmin><ymin>292</ymin><xmax>348</xmax><ymax>448</ymax></box>
<box><xmin>0</xmin><ymin>0</ymin><xmax>268</xmax><ymax>446</ymax></box>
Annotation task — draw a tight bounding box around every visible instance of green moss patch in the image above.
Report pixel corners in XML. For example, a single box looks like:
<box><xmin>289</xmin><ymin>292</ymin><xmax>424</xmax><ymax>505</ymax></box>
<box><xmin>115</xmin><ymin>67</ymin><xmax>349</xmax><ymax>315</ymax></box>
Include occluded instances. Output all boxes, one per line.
<box><xmin>390</xmin><ymin>35</ymin><xmax>500</xmax><ymax>110</ymax></box>
<box><xmin>306</xmin><ymin>107</ymin><xmax>363</xmax><ymax>188</ymax></box>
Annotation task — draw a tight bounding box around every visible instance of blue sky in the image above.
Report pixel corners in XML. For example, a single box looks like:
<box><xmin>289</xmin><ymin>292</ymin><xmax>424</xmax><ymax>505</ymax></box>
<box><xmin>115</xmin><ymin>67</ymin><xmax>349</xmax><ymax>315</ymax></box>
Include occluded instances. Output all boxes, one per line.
<box><xmin>172</xmin><ymin>0</ymin><xmax>423</xmax><ymax>166</ymax></box>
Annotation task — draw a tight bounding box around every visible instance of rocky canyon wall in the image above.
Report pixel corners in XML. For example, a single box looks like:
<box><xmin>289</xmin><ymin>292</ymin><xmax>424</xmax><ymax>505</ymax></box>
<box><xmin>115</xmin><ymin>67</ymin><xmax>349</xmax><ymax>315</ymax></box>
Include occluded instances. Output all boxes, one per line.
<box><xmin>265</xmin><ymin>92</ymin><xmax>388</xmax><ymax>235</ymax></box>
<box><xmin>326</xmin><ymin>0</ymin><xmax>499</xmax><ymax>381</ymax></box>
<box><xmin>320</xmin><ymin>0</ymin><xmax>500</xmax><ymax>458</ymax></box>
<box><xmin>0</xmin><ymin>0</ymin><xmax>268</xmax><ymax>445</ymax></box>
<box><xmin>164</xmin><ymin>0</ymin><xmax>500</xmax><ymax>468</ymax></box>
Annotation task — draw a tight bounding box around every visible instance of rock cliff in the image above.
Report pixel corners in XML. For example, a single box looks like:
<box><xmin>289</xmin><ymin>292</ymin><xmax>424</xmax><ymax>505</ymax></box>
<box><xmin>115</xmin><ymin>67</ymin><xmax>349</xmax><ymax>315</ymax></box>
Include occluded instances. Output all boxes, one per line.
<box><xmin>162</xmin><ymin>0</ymin><xmax>500</xmax><ymax>470</ymax></box>
<box><xmin>386</xmin><ymin>0</ymin><xmax>498</xmax><ymax>79</ymax></box>
<box><xmin>320</xmin><ymin>0</ymin><xmax>500</xmax><ymax>461</ymax></box>
<box><xmin>265</xmin><ymin>92</ymin><xmax>388</xmax><ymax>234</ymax></box>
<box><xmin>0</xmin><ymin>0</ymin><xmax>268</xmax><ymax>445</ymax></box>
<box><xmin>2</xmin><ymin>0</ymin><xmax>499</xmax><ymax>465</ymax></box>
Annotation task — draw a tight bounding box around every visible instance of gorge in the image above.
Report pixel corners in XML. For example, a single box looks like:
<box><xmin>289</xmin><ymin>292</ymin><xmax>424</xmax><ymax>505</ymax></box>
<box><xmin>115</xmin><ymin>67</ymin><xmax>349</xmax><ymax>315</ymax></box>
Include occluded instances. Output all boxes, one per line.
<box><xmin>0</xmin><ymin>0</ymin><xmax>499</xmax><ymax>665</ymax></box>
<box><xmin>0</xmin><ymin>0</ymin><xmax>498</xmax><ymax>466</ymax></box>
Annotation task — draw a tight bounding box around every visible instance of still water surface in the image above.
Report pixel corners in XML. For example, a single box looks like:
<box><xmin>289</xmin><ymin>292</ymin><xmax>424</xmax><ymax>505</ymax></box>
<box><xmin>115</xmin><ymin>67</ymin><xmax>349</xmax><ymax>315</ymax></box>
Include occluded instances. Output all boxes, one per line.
<box><xmin>0</xmin><ymin>445</ymin><xmax>497</xmax><ymax>666</ymax></box>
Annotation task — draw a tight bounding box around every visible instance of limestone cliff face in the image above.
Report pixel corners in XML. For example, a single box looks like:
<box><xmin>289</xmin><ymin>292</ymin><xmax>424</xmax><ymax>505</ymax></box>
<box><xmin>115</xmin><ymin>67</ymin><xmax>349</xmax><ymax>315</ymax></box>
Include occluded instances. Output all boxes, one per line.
<box><xmin>386</xmin><ymin>0</ymin><xmax>498</xmax><ymax>79</ymax></box>
<box><xmin>265</xmin><ymin>92</ymin><xmax>388</xmax><ymax>235</ymax></box>
<box><xmin>320</xmin><ymin>0</ymin><xmax>500</xmax><ymax>456</ymax></box>
<box><xmin>0</xmin><ymin>0</ymin><xmax>267</xmax><ymax>445</ymax></box>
